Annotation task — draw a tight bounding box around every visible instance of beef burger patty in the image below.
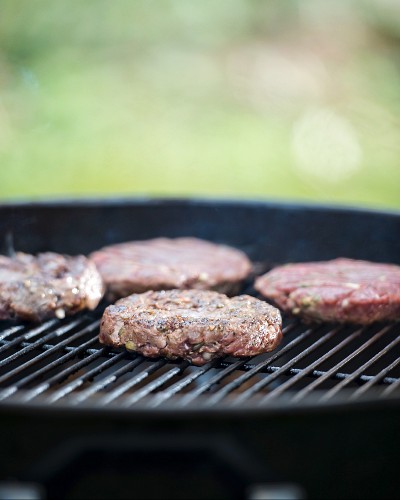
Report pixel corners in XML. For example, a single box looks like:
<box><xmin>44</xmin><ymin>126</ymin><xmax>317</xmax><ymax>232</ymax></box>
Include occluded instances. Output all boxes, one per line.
<box><xmin>100</xmin><ymin>289</ymin><xmax>282</xmax><ymax>366</ymax></box>
<box><xmin>255</xmin><ymin>258</ymin><xmax>400</xmax><ymax>324</ymax></box>
<box><xmin>0</xmin><ymin>252</ymin><xmax>105</xmax><ymax>321</ymax></box>
<box><xmin>90</xmin><ymin>237</ymin><xmax>252</xmax><ymax>299</ymax></box>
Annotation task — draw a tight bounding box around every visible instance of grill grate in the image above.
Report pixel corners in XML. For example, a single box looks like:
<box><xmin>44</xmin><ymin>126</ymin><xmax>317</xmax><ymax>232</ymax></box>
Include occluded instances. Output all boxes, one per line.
<box><xmin>0</xmin><ymin>300</ymin><xmax>399</xmax><ymax>410</ymax></box>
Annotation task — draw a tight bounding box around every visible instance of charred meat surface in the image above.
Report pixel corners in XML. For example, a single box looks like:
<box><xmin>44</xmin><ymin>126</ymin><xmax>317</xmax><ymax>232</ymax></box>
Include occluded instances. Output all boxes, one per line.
<box><xmin>255</xmin><ymin>258</ymin><xmax>400</xmax><ymax>324</ymax></box>
<box><xmin>90</xmin><ymin>237</ymin><xmax>252</xmax><ymax>299</ymax></box>
<box><xmin>100</xmin><ymin>289</ymin><xmax>282</xmax><ymax>365</ymax></box>
<box><xmin>0</xmin><ymin>252</ymin><xmax>105</xmax><ymax>321</ymax></box>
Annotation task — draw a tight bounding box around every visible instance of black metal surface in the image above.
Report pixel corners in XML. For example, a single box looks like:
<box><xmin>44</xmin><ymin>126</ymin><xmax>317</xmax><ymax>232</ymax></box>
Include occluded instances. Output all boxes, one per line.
<box><xmin>0</xmin><ymin>198</ymin><xmax>399</xmax><ymax>499</ymax></box>
<box><xmin>0</xmin><ymin>306</ymin><xmax>398</xmax><ymax>411</ymax></box>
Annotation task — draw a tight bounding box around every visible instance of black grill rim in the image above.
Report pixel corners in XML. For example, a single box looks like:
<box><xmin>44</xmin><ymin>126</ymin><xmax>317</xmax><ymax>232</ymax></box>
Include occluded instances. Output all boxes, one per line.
<box><xmin>1</xmin><ymin>194</ymin><xmax>400</xmax><ymax>217</ymax></box>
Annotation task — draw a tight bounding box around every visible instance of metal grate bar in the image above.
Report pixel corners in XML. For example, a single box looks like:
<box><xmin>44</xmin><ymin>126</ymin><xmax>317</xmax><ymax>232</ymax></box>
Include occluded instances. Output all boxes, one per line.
<box><xmin>0</xmin><ymin>319</ymin><xmax>58</xmax><ymax>356</ymax></box>
<box><xmin>260</xmin><ymin>327</ymin><xmax>361</xmax><ymax>403</ymax></box>
<box><xmin>0</xmin><ymin>335</ymin><xmax>99</xmax><ymax>402</ymax></box>
<box><xmin>230</xmin><ymin>327</ymin><xmax>339</xmax><ymax>406</ymax></box>
<box><xmin>207</xmin><ymin>325</ymin><xmax>314</xmax><ymax>406</ymax></box>
<box><xmin>320</xmin><ymin>327</ymin><xmax>399</xmax><ymax>401</ymax></box>
<box><xmin>17</xmin><ymin>337</ymin><xmax>103</xmax><ymax>402</ymax></box>
<box><xmin>177</xmin><ymin>358</ymin><xmax>250</xmax><ymax>407</ymax></box>
<box><xmin>350</xmin><ymin>356</ymin><xmax>400</xmax><ymax>400</ymax></box>
<box><xmin>0</xmin><ymin>318</ymin><xmax>94</xmax><ymax>385</ymax></box>
<box><xmin>0</xmin><ymin>325</ymin><xmax>25</xmax><ymax>342</ymax></box>
<box><xmin>120</xmin><ymin>363</ymin><xmax>189</xmax><ymax>407</ymax></box>
<box><xmin>288</xmin><ymin>325</ymin><xmax>393</xmax><ymax>401</ymax></box>
<box><xmin>381</xmin><ymin>377</ymin><xmax>400</xmax><ymax>397</ymax></box>
<box><xmin>18</xmin><ymin>341</ymin><xmax>98</xmax><ymax>353</ymax></box>
<box><xmin>215</xmin><ymin>358</ymin><xmax>399</xmax><ymax>380</ymax></box>
<box><xmin>236</xmin><ymin>365</ymin><xmax>396</xmax><ymax>384</ymax></box>
<box><xmin>96</xmin><ymin>359</ymin><xmax>167</xmax><ymax>406</ymax></box>
<box><xmin>147</xmin><ymin>364</ymin><xmax>215</xmax><ymax>408</ymax></box>
<box><xmin>49</xmin><ymin>352</ymin><xmax>137</xmax><ymax>404</ymax></box>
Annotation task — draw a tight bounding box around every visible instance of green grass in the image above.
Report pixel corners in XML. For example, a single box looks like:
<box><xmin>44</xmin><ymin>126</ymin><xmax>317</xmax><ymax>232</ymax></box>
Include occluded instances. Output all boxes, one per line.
<box><xmin>0</xmin><ymin>0</ymin><xmax>399</xmax><ymax>210</ymax></box>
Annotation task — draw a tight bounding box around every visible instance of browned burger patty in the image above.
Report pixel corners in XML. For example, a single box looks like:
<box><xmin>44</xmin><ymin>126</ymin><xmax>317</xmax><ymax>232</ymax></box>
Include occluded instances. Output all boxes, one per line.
<box><xmin>255</xmin><ymin>258</ymin><xmax>400</xmax><ymax>324</ymax></box>
<box><xmin>99</xmin><ymin>289</ymin><xmax>282</xmax><ymax>366</ymax></box>
<box><xmin>90</xmin><ymin>237</ymin><xmax>252</xmax><ymax>299</ymax></box>
<box><xmin>0</xmin><ymin>252</ymin><xmax>105</xmax><ymax>322</ymax></box>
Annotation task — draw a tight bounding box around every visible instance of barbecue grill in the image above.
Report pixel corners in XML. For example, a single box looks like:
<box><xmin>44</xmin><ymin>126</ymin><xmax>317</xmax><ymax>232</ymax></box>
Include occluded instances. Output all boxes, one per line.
<box><xmin>0</xmin><ymin>198</ymin><xmax>399</xmax><ymax>499</ymax></box>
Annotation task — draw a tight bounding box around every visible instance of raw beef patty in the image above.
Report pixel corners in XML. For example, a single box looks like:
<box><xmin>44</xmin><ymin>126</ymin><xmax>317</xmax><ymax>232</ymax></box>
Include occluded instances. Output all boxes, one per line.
<box><xmin>90</xmin><ymin>237</ymin><xmax>252</xmax><ymax>299</ymax></box>
<box><xmin>255</xmin><ymin>258</ymin><xmax>400</xmax><ymax>324</ymax></box>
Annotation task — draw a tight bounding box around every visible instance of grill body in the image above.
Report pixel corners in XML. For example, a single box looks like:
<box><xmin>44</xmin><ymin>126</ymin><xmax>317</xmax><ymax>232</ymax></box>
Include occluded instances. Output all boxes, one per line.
<box><xmin>0</xmin><ymin>198</ymin><xmax>399</xmax><ymax>499</ymax></box>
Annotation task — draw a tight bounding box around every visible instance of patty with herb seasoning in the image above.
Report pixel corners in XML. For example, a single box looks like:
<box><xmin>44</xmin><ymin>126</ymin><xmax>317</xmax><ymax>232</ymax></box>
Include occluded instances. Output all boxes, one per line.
<box><xmin>254</xmin><ymin>258</ymin><xmax>400</xmax><ymax>324</ymax></box>
<box><xmin>99</xmin><ymin>289</ymin><xmax>282</xmax><ymax>365</ymax></box>
<box><xmin>0</xmin><ymin>252</ymin><xmax>104</xmax><ymax>322</ymax></box>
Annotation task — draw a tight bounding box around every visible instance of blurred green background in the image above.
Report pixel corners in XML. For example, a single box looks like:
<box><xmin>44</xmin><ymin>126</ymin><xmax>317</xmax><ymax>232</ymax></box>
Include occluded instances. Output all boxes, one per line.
<box><xmin>0</xmin><ymin>0</ymin><xmax>399</xmax><ymax>209</ymax></box>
